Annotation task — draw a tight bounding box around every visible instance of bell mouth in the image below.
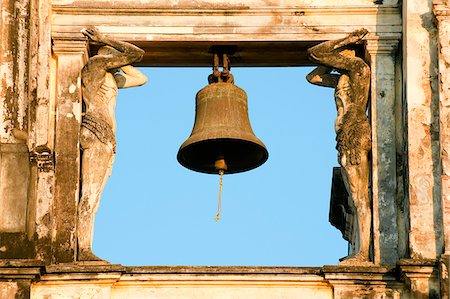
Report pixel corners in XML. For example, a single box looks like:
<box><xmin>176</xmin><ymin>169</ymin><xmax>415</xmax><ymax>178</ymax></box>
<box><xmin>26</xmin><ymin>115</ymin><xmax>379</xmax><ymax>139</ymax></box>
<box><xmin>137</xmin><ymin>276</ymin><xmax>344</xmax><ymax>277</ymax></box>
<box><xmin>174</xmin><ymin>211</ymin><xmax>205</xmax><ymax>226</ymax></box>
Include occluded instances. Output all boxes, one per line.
<box><xmin>177</xmin><ymin>138</ymin><xmax>268</xmax><ymax>174</ymax></box>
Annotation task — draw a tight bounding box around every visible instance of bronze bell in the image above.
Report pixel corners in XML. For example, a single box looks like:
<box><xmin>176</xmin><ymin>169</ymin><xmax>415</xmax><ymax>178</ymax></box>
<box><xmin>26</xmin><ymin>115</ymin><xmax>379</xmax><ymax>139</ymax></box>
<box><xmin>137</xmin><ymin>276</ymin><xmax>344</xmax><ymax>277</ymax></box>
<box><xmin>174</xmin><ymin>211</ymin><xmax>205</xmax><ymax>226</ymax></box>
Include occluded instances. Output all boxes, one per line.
<box><xmin>177</xmin><ymin>53</ymin><xmax>268</xmax><ymax>174</ymax></box>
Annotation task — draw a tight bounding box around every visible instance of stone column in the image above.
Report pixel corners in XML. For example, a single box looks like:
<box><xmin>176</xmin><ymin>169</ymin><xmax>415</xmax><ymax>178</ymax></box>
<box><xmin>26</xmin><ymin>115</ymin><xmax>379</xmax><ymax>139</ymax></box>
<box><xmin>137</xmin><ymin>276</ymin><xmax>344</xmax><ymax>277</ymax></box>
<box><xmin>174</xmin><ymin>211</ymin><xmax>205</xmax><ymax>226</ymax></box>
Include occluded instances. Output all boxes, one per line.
<box><xmin>51</xmin><ymin>39</ymin><xmax>88</xmax><ymax>263</ymax></box>
<box><xmin>366</xmin><ymin>38</ymin><xmax>400</xmax><ymax>265</ymax></box>
<box><xmin>432</xmin><ymin>1</ymin><xmax>450</xmax><ymax>296</ymax></box>
<box><xmin>404</xmin><ymin>0</ymin><xmax>443</xmax><ymax>260</ymax></box>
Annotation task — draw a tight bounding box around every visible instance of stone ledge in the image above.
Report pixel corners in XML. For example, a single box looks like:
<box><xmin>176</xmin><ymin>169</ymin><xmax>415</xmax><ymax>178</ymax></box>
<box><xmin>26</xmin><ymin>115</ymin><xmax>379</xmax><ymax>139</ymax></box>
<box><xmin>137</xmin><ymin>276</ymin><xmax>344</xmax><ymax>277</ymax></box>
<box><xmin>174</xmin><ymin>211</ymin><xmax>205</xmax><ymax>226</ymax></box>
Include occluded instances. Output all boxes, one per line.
<box><xmin>124</xmin><ymin>265</ymin><xmax>323</xmax><ymax>275</ymax></box>
<box><xmin>0</xmin><ymin>260</ymin><xmax>42</xmax><ymax>280</ymax></box>
<box><xmin>0</xmin><ymin>260</ymin><xmax>45</xmax><ymax>267</ymax></box>
<box><xmin>0</xmin><ymin>262</ymin><xmax>438</xmax><ymax>298</ymax></box>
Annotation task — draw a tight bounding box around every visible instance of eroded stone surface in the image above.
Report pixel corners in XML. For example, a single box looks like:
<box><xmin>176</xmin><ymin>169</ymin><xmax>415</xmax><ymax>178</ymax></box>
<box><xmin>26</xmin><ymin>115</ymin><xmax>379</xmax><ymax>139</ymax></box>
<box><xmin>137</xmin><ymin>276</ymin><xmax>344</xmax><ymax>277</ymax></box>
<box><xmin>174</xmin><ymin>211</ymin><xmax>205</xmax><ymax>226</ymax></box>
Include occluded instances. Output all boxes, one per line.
<box><xmin>366</xmin><ymin>39</ymin><xmax>400</xmax><ymax>265</ymax></box>
<box><xmin>0</xmin><ymin>144</ymin><xmax>29</xmax><ymax>233</ymax></box>
<box><xmin>404</xmin><ymin>0</ymin><xmax>444</xmax><ymax>261</ymax></box>
<box><xmin>0</xmin><ymin>0</ymin><xmax>31</xmax><ymax>144</ymax></box>
<box><xmin>0</xmin><ymin>282</ymin><xmax>19</xmax><ymax>299</ymax></box>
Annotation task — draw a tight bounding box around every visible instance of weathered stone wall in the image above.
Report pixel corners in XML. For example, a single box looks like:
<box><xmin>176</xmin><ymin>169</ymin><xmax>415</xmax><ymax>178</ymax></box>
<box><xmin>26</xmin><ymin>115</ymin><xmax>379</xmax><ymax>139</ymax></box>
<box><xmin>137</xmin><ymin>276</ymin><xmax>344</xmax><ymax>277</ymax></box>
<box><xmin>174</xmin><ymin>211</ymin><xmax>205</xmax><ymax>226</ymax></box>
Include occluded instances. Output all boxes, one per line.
<box><xmin>0</xmin><ymin>0</ymin><xmax>56</xmax><ymax>262</ymax></box>
<box><xmin>0</xmin><ymin>0</ymin><xmax>449</xmax><ymax>297</ymax></box>
<box><xmin>1</xmin><ymin>0</ymin><xmax>33</xmax><ymax>259</ymax></box>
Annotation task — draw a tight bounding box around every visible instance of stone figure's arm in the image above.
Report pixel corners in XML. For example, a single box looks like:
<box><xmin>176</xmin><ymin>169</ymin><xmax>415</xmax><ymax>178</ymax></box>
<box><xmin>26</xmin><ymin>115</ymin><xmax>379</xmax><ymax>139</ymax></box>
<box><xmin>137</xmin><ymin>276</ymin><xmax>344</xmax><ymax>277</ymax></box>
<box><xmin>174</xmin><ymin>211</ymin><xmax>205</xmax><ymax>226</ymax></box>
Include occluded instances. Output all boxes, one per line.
<box><xmin>306</xmin><ymin>65</ymin><xmax>339</xmax><ymax>88</ymax></box>
<box><xmin>307</xmin><ymin>28</ymin><xmax>368</xmax><ymax>72</ymax></box>
<box><xmin>115</xmin><ymin>65</ymin><xmax>148</xmax><ymax>88</ymax></box>
<box><xmin>82</xmin><ymin>26</ymin><xmax>144</xmax><ymax>70</ymax></box>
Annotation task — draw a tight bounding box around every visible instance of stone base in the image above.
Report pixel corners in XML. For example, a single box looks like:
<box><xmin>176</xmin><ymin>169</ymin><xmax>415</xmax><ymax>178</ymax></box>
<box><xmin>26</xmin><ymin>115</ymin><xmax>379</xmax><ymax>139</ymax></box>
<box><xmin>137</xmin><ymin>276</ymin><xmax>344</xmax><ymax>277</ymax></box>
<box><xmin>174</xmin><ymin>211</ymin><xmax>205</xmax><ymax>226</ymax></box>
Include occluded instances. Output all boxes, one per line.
<box><xmin>1</xmin><ymin>261</ymin><xmax>442</xmax><ymax>298</ymax></box>
<box><xmin>0</xmin><ymin>260</ymin><xmax>43</xmax><ymax>299</ymax></box>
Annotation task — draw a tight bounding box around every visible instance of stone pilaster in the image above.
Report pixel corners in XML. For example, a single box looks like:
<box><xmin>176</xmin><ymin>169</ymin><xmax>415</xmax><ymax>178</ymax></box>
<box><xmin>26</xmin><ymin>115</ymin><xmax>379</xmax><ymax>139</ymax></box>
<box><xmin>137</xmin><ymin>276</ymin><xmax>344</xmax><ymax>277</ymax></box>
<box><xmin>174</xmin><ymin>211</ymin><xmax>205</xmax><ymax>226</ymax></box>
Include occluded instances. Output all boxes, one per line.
<box><xmin>398</xmin><ymin>259</ymin><xmax>440</xmax><ymax>299</ymax></box>
<box><xmin>28</xmin><ymin>145</ymin><xmax>55</xmax><ymax>262</ymax></box>
<box><xmin>25</xmin><ymin>0</ymin><xmax>55</xmax><ymax>263</ymax></box>
<box><xmin>51</xmin><ymin>39</ymin><xmax>88</xmax><ymax>263</ymax></box>
<box><xmin>323</xmin><ymin>266</ymin><xmax>402</xmax><ymax>299</ymax></box>
<box><xmin>28</xmin><ymin>0</ymin><xmax>53</xmax><ymax>151</ymax></box>
<box><xmin>433</xmin><ymin>2</ymin><xmax>450</xmax><ymax>296</ymax></box>
<box><xmin>0</xmin><ymin>260</ymin><xmax>42</xmax><ymax>299</ymax></box>
<box><xmin>439</xmin><ymin>255</ymin><xmax>449</xmax><ymax>298</ymax></box>
<box><xmin>403</xmin><ymin>0</ymin><xmax>443</xmax><ymax>260</ymax></box>
<box><xmin>433</xmin><ymin>0</ymin><xmax>450</xmax><ymax>256</ymax></box>
<box><xmin>366</xmin><ymin>38</ymin><xmax>400</xmax><ymax>265</ymax></box>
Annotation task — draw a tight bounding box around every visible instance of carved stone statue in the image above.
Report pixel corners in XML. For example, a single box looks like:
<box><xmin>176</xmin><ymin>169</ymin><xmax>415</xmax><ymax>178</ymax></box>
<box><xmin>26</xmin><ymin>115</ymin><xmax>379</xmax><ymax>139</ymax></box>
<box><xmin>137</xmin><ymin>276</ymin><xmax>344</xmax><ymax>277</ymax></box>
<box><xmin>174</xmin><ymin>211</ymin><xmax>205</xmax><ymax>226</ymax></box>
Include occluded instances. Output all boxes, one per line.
<box><xmin>78</xmin><ymin>27</ymin><xmax>147</xmax><ymax>261</ymax></box>
<box><xmin>306</xmin><ymin>29</ymin><xmax>372</xmax><ymax>265</ymax></box>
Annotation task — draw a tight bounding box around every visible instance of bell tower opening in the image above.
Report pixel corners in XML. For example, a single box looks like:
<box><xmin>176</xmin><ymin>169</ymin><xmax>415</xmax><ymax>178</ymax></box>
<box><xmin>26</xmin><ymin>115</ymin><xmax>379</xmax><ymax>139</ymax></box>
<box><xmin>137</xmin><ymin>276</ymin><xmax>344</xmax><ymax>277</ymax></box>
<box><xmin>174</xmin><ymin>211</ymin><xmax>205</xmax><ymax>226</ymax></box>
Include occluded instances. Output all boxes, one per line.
<box><xmin>93</xmin><ymin>66</ymin><xmax>348</xmax><ymax>266</ymax></box>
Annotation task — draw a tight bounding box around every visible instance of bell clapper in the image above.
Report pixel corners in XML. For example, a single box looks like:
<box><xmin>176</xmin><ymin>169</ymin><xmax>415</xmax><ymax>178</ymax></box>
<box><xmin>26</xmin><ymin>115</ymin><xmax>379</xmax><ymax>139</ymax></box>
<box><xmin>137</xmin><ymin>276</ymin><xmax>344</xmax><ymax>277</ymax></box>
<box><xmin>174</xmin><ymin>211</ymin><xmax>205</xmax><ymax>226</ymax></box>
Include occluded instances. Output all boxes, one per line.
<box><xmin>214</xmin><ymin>159</ymin><xmax>227</xmax><ymax>222</ymax></box>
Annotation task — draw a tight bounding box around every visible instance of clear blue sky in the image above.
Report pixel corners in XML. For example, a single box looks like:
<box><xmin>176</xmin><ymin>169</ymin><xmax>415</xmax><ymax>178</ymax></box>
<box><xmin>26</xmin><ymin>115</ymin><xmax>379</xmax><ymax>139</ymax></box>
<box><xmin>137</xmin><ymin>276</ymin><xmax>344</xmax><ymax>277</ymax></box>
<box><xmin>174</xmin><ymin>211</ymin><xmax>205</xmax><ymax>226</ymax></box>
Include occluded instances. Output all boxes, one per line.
<box><xmin>93</xmin><ymin>66</ymin><xmax>348</xmax><ymax>266</ymax></box>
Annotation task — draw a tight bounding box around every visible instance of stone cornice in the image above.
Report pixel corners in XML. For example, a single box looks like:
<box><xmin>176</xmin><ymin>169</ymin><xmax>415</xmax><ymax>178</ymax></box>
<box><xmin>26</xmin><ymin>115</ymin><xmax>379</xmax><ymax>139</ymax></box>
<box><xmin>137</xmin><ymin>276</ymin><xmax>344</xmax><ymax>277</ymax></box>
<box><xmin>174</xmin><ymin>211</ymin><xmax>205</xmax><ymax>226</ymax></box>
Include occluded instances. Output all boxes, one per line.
<box><xmin>0</xmin><ymin>260</ymin><xmax>43</xmax><ymax>280</ymax></box>
<box><xmin>30</xmin><ymin>145</ymin><xmax>54</xmax><ymax>173</ymax></box>
<box><xmin>51</xmin><ymin>3</ymin><xmax>402</xmax><ymax>42</ymax></box>
<box><xmin>52</xmin><ymin>4</ymin><xmax>400</xmax><ymax>16</ymax></box>
<box><xmin>50</xmin><ymin>2</ymin><xmax>401</xmax><ymax>66</ymax></box>
<box><xmin>322</xmin><ymin>265</ymin><xmax>397</xmax><ymax>282</ymax></box>
<box><xmin>52</xmin><ymin>39</ymin><xmax>88</xmax><ymax>53</ymax></box>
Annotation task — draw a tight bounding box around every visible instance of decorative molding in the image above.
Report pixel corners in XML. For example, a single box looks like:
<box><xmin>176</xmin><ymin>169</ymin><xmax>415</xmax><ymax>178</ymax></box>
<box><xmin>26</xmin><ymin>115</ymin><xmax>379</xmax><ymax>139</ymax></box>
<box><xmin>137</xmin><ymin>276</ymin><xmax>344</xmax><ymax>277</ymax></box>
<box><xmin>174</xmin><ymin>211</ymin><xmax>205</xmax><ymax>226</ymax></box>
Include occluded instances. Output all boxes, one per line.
<box><xmin>30</xmin><ymin>146</ymin><xmax>54</xmax><ymax>172</ymax></box>
<box><xmin>51</xmin><ymin>5</ymin><xmax>400</xmax><ymax>16</ymax></box>
<box><xmin>52</xmin><ymin>39</ymin><xmax>89</xmax><ymax>62</ymax></box>
<box><xmin>366</xmin><ymin>38</ymin><xmax>399</xmax><ymax>55</ymax></box>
